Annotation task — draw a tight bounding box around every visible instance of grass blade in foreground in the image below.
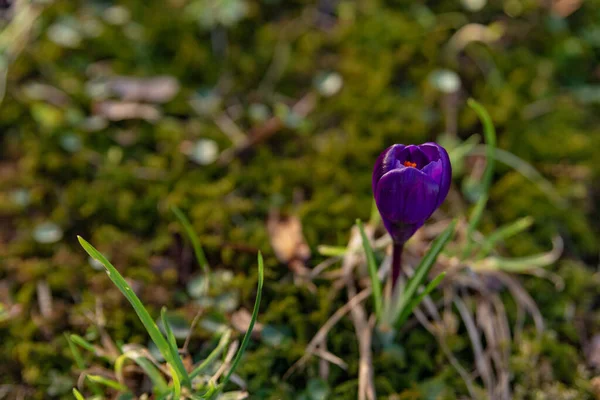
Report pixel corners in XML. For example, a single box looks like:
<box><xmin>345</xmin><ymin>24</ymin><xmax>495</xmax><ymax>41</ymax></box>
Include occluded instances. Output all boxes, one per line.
<box><xmin>77</xmin><ymin>236</ymin><xmax>191</xmax><ymax>388</ymax></box>
<box><xmin>169</xmin><ymin>364</ymin><xmax>181</xmax><ymax>399</ymax></box>
<box><xmin>317</xmin><ymin>245</ymin><xmax>348</xmax><ymax>257</ymax></box>
<box><xmin>218</xmin><ymin>252</ymin><xmax>265</xmax><ymax>391</ymax></box>
<box><xmin>67</xmin><ymin>335</ymin><xmax>103</xmax><ymax>396</ymax></box>
<box><xmin>392</xmin><ymin>220</ymin><xmax>456</xmax><ymax>327</ymax></box>
<box><xmin>395</xmin><ymin>272</ymin><xmax>446</xmax><ymax>327</ymax></box>
<box><xmin>72</xmin><ymin>389</ymin><xmax>85</xmax><ymax>400</ymax></box>
<box><xmin>66</xmin><ymin>334</ymin><xmax>85</xmax><ymax>370</ymax></box>
<box><xmin>357</xmin><ymin>219</ymin><xmax>383</xmax><ymax>322</ymax></box>
<box><xmin>69</xmin><ymin>334</ymin><xmax>102</xmax><ymax>357</ymax></box>
<box><xmin>160</xmin><ymin>306</ymin><xmax>189</xmax><ymax>386</ymax></box>
<box><xmin>87</xmin><ymin>375</ymin><xmax>129</xmax><ymax>392</ymax></box>
<box><xmin>190</xmin><ymin>329</ymin><xmax>232</xmax><ymax>378</ymax></box>
<box><xmin>115</xmin><ymin>351</ymin><xmax>168</xmax><ymax>395</ymax></box>
<box><xmin>463</xmin><ymin>99</ymin><xmax>496</xmax><ymax>258</ymax></box>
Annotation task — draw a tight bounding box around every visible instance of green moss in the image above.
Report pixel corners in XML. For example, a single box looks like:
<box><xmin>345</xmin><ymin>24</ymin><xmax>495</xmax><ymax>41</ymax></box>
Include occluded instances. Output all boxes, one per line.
<box><xmin>0</xmin><ymin>0</ymin><xmax>599</xmax><ymax>397</ymax></box>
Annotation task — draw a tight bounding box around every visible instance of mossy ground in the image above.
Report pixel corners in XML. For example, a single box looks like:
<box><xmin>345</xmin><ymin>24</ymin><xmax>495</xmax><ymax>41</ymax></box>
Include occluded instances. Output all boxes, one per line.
<box><xmin>0</xmin><ymin>1</ymin><xmax>599</xmax><ymax>399</ymax></box>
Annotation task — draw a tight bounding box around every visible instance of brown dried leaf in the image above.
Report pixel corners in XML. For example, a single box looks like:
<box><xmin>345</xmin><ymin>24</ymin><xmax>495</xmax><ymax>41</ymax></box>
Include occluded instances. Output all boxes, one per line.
<box><xmin>552</xmin><ymin>0</ymin><xmax>583</xmax><ymax>17</ymax></box>
<box><xmin>447</xmin><ymin>23</ymin><xmax>504</xmax><ymax>55</ymax></box>
<box><xmin>267</xmin><ymin>212</ymin><xmax>311</xmax><ymax>265</ymax></box>
<box><xmin>591</xmin><ymin>376</ymin><xmax>600</xmax><ymax>399</ymax></box>
<box><xmin>230</xmin><ymin>308</ymin><xmax>263</xmax><ymax>336</ymax></box>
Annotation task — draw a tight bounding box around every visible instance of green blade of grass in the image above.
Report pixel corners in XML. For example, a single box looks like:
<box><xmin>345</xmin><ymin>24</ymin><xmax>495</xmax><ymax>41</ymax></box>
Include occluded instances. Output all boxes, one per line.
<box><xmin>136</xmin><ymin>357</ymin><xmax>169</xmax><ymax>395</ymax></box>
<box><xmin>219</xmin><ymin>252</ymin><xmax>264</xmax><ymax>389</ymax></box>
<box><xmin>160</xmin><ymin>307</ymin><xmax>178</xmax><ymax>351</ymax></box>
<box><xmin>474</xmin><ymin>216</ymin><xmax>534</xmax><ymax>259</ymax></box>
<box><xmin>189</xmin><ymin>329</ymin><xmax>232</xmax><ymax>379</ymax></box>
<box><xmin>159</xmin><ymin>307</ymin><xmax>189</xmax><ymax>386</ymax></box>
<box><xmin>463</xmin><ymin>99</ymin><xmax>496</xmax><ymax>258</ymax></box>
<box><xmin>66</xmin><ymin>334</ymin><xmax>85</xmax><ymax>370</ymax></box>
<box><xmin>69</xmin><ymin>334</ymin><xmax>97</xmax><ymax>354</ymax></box>
<box><xmin>87</xmin><ymin>375</ymin><xmax>129</xmax><ymax>392</ymax></box>
<box><xmin>356</xmin><ymin>219</ymin><xmax>383</xmax><ymax>322</ymax></box>
<box><xmin>66</xmin><ymin>335</ymin><xmax>103</xmax><ymax>397</ymax></box>
<box><xmin>77</xmin><ymin>236</ymin><xmax>191</xmax><ymax>388</ymax></box>
<box><xmin>317</xmin><ymin>245</ymin><xmax>347</xmax><ymax>257</ymax></box>
<box><xmin>171</xmin><ymin>206</ymin><xmax>210</xmax><ymax>290</ymax></box>
<box><xmin>115</xmin><ymin>352</ymin><xmax>168</xmax><ymax>395</ymax></box>
<box><xmin>169</xmin><ymin>364</ymin><xmax>181</xmax><ymax>399</ymax></box>
<box><xmin>72</xmin><ymin>388</ymin><xmax>85</xmax><ymax>400</ymax></box>
<box><xmin>203</xmin><ymin>384</ymin><xmax>219</xmax><ymax>400</ymax></box>
<box><xmin>474</xmin><ymin>239</ymin><xmax>562</xmax><ymax>272</ymax></box>
<box><xmin>392</xmin><ymin>221</ymin><xmax>456</xmax><ymax>327</ymax></box>
<box><xmin>395</xmin><ymin>272</ymin><xmax>446</xmax><ymax>327</ymax></box>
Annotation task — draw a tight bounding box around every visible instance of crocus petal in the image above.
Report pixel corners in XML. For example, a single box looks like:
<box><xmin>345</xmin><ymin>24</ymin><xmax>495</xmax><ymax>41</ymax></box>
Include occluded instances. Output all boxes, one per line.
<box><xmin>421</xmin><ymin>159</ymin><xmax>442</xmax><ymax>186</ymax></box>
<box><xmin>407</xmin><ymin>146</ymin><xmax>431</xmax><ymax>168</ymax></box>
<box><xmin>419</xmin><ymin>143</ymin><xmax>451</xmax><ymax>207</ymax></box>
<box><xmin>418</xmin><ymin>142</ymin><xmax>442</xmax><ymax>161</ymax></box>
<box><xmin>375</xmin><ymin>167</ymin><xmax>440</xmax><ymax>224</ymax></box>
<box><xmin>395</xmin><ymin>145</ymin><xmax>429</xmax><ymax>168</ymax></box>
<box><xmin>372</xmin><ymin>144</ymin><xmax>405</xmax><ymax>194</ymax></box>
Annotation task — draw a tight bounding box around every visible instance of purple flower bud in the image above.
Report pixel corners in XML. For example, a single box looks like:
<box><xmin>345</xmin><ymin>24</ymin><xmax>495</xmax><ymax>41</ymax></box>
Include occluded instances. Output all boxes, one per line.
<box><xmin>372</xmin><ymin>143</ymin><xmax>451</xmax><ymax>244</ymax></box>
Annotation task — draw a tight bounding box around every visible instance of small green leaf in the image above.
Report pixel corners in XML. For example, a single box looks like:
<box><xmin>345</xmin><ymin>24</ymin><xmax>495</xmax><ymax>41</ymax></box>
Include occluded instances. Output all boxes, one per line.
<box><xmin>395</xmin><ymin>272</ymin><xmax>446</xmax><ymax>327</ymax></box>
<box><xmin>87</xmin><ymin>375</ymin><xmax>129</xmax><ymax>392</ymax></box>
<box><xmin>66</xmin><ymin>334</ymin><xmax>85</xmax><ymax>370</ymax></box>
<box><xmin>160</xmin><ymin>307</ymin><xmax>178</xmax><ymax>353</ymax></box>
<box><xmin>357</xmin><ymin>219</ymin><xmax>383</xmax><ymax>322</ymax></box>
<box><xmin>72</xmin><ymin>388</ymin><xmax>85</xmax><ymax>400</ymax></box>
<box><xmin>69</xmin><ymin>334</ymin><xmax>97</xmax><ymax>354</ymax></box>
<box><xmin>77</xmin><ymin>236</ymin><xmax>190</xmax><ymax>388</ymax></box>
<box><xmin>474</xmin><ymin>238</ymin><xmax>562</xmax><ymax>272</ymax></box>
<box><xmin>189</xmin><ymin>330</ymin><xmax>232</xmax><ymax>378</ymax></box>
<box><xmin>160</xmin><ymin>307</ymin><xmax>189</xmax><ymax>387</ymax></box>
<box><xmin>115</xmin><ymin>352</ymin><xmax>168</xmax><ymax>395</ymax></box>
<box><xmin>135</xmin><ymin>357</ymin><xmax>169</xmax><ymax>395</ymax></box>
<box><xmin>392</xmin><ymin>221</ymin><xmax>456</xmax><ymax>327</ymax></box>
<box><xmin>317</xmin><ymin>245</ymin><xmax>347</xmax><ymax>257</ymax></box>
<box><xmin>66</xmin><ymin>335</ymin><xmax>103</xmax><ymax>396</ymax></box>
<box><xmin>169</xmin><ymin>364</ymin><xmax>181</xmax><ymax>399</ymax></box>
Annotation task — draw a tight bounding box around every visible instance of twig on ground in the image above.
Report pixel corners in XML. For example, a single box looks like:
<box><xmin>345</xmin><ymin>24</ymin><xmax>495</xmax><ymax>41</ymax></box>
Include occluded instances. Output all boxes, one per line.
<box><xmin>183</xmin><ymin>308</ymin><xmax>204</xmax><ymax>353</ymax></box>
<box><xmin>314</xmin><ymin>347</ymin><xmax>347</xmax><ymax>371</ymax></box>
<box><xmin>217</xmin><ymin>93</ymin><xmax>316</xmax><ymax>165</ymax></box>
<box><xmin>413</xmin><ymin>306</ymin><xmax>479</xmax><ymax>399</ymax></box>
<box><xmin>283</xmin><ymin>288</ymin><xmax>371</xmax><ymax>379</ymax></box>
<box><xmin>455</xmin><ymin>296</ymin><xmax>494</xmax><ymax>399</ymax></box>
<box><xmin>210</xmin><ymin>340</ymin><xmax>239</xmax><ymax>385</ymax></box>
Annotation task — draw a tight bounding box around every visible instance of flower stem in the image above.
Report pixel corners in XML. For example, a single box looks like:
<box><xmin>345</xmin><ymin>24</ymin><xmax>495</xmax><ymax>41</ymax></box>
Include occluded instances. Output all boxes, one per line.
<box><xmin>391</xmin><ymin>242</ymin><xmax>404</xmax><ymax>289</ymax></box>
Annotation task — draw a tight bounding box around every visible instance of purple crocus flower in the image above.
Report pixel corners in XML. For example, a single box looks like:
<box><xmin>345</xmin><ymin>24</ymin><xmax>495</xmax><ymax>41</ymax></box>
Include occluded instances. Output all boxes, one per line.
<box><xmin>373</xmin><ymin>142</ymin><xmax>451</xmax><ymax>245</ymax></box>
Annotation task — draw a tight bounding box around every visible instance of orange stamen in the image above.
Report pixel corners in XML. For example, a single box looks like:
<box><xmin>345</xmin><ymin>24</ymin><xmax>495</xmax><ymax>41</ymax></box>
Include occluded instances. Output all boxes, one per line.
<box><xmin>403</xmin><ymin>161</ymin><xmax>417</xmax><ymax>168</ymax></box>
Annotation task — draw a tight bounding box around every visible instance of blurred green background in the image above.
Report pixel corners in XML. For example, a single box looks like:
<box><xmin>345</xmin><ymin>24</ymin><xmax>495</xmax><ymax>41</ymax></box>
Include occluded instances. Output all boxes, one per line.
<box><xmin>1</xmin><ymin>0</ymin><xmax>599</xmax><ymax>398</ymax></box>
